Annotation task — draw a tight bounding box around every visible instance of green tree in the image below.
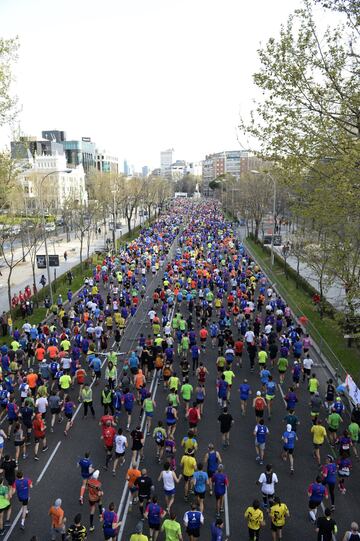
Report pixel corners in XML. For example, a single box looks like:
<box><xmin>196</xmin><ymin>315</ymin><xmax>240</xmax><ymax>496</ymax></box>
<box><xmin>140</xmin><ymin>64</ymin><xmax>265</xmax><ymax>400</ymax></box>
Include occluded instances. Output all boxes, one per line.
<box><xmin>0</xmin><ymin>37</ymin><xmax>19</xmax><ymax>127</ymax></box>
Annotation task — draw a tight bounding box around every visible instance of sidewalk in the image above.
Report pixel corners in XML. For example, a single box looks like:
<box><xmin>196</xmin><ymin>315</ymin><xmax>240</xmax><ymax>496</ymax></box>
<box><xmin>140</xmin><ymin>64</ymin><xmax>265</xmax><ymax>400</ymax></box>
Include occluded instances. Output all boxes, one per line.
<box><xmin>0</xmin><ymin>216</ymin><xmax>142</xmax><ymax>313</ymax></box>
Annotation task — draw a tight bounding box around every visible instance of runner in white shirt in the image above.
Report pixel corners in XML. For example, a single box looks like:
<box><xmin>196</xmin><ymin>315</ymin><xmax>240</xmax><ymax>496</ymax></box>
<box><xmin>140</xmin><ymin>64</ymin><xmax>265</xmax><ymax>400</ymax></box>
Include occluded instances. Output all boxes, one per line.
<box><xmin>245</xmin><ymin>330</ymin><xmax>255</xmax><ymax>344</ymax></box>
<box><xmin>35</xmin><ymin>396</ymin><xmax>48</xmax><ymax>415</ymax></box>
<box><xmin>302</xmin><ymin>354</ymin><xmax>314</xmax><ymax>382</ymax></box>
<box><xmin>257</xmin><ymin>465</ymin><xmax>278</xmax><ymax>508</ymax></box>
<box><xmin>112</xmin><ymin>428</ymin><xmax>128</xmax><ymax>475</ymax></box>
<box><xmin>158</xmin><ymin>462</ymin><xmax>182</xmax><ymax>511</ymax></box>
<box><xmin>0</xmin><ymin>429</ymin><xmax>7</xmax><ymax>460</ymax></box>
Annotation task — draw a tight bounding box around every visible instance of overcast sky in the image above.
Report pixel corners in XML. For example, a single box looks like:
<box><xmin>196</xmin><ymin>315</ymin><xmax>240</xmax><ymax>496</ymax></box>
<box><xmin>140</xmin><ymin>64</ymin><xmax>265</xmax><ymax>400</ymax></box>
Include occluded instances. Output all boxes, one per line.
<box><xmin>0</xmin><ymin>0</ymin><xmax>306</xmax><ymax>170</ymax></box>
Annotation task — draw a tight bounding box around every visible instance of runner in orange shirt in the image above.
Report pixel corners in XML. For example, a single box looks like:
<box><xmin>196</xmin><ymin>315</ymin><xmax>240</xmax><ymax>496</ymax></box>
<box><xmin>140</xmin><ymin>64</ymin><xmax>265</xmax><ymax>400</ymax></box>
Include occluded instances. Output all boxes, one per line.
<box><xmin>127</xmin><ymin>463</ymin><xmax>141</xmax><ymax>508</ymax></box>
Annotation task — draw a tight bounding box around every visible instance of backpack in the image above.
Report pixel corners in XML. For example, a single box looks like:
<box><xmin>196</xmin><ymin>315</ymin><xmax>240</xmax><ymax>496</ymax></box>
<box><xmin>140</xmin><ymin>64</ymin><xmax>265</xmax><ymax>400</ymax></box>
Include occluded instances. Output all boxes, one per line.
<box><xmin>255</xmin><ymin>397</ymin><xmax>265</xmax><ymax>410</ymax></box>
<box><xmin>155</xmin><ymin>430</ymin><xmax>164</xmax><ymax>444</ymax></box>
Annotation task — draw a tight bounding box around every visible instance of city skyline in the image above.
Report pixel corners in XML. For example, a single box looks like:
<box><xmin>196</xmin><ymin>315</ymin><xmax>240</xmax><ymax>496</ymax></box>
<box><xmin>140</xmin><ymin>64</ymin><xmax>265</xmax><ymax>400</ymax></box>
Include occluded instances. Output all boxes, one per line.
<box><xmin>0</xmin><ymin>0</ymin><xmax>307</xmax><ymax>170</ymax></box>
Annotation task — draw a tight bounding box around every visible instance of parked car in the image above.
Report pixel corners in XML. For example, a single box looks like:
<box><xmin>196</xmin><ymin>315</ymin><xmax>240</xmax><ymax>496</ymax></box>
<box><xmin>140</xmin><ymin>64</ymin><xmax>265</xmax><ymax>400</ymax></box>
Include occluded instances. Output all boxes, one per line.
<box><xmin>45</xmin><ymin>222</ymin><xmax>56</xmax><ymax>232</ymax></box>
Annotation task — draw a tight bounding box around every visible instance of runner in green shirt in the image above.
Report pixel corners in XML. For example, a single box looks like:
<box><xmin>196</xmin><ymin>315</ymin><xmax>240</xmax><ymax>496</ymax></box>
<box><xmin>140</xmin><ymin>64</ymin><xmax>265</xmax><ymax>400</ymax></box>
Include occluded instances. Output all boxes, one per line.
<box><xmin>223</xmin><ymin>369</ymin><xmax>235</xmax><ymax>400</ymax></box>
<box><xmin>143</xmin><ymin>395</ymin><xmax>156</xmax><ymax>433</ymax></box>
<box><xmin>277</xmin><ymin>357</ymin><xmax>288</xmax><ymax>383</ymax></box>
<box><xmin>180</xmin><ymin>380</ymin><xmax>193</xmax><ymax>413</ymax></box>
<box><xmin>161</xmin><ymin>513</ymin><xmax>183</xmax><ymax>541</ymax></box>
<box><xmin>308</xmin><ymin>374</ymin><xmax>319</xmax><ymax>394</ymax></box>
<box><xmin>348</xmin><ymin>421</ymin><xmax>359</xmax><ymax>459</ymax></box>
<box><xmin>258</xmin><ymin>350</ymin><xmax>268</xmax><ymax>368</ymax></box>
<box><xmin>0</xmin><ymin>478</ymin><xmax>11</xmax><ymax>532</ymax></box>
<box><xmin>327</xmin><ymin>411</ymin><xmax>342</xmax><ymax>445</ymax></box>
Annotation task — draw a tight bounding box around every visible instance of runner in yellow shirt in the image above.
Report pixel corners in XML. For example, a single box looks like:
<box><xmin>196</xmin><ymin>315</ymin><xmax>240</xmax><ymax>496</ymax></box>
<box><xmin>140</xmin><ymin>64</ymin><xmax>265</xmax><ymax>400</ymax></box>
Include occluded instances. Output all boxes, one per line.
<box><xmin>270</xmin><ymin>496</ymin><xmax>289</xmax><ymax>540</ymax></box>
<box><xmin>311</xmin><ymin>419</ymin><xmax>327</xmax><ymax>465</ymax></box>
<box><xmin>244</xmin><ymin>499</ymin><xmax>265</xmax><ymax>539</ymax></box>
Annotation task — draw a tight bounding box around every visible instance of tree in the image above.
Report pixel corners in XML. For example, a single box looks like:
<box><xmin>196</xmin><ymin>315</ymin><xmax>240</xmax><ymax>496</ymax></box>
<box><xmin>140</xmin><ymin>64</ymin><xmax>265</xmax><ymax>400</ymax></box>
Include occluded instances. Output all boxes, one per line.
<box><xmin>122</xmin><ymin>177</ymin><xmax>144</xmax><ymax>233</ymax></box>
<box><xmin>0</xmin><ymin>37</ymin><xmax>19</xmax><ymax>128</ymax></box>
<box><xmin>239</xmin><ymin>0</ymin><xmax>360</xmax><ymax>314</ymax></box>
<box><xmin>0</xmin><ymin>151</ymin><xmax>24</xmax><ymax>210</ymax></box>
<box><xmin>237</xmin><ymin>172</ymin><xmax>274</xmax><ymax>240</ymax></box>
<box><xmin>0</xmin><ymin>221</ymin><xmax>31</xmax><ymax>315</ymax></box>
<box><xmin>302</xmin><ymin>239</ymin><xmax>333</xmax><ymax>318</ymax></box>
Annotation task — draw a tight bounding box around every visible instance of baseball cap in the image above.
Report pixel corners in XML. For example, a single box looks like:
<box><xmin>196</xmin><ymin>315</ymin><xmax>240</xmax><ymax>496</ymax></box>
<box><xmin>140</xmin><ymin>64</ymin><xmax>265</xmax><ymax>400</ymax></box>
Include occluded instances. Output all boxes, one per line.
<box><xmin>54</xmin><ymin>498</ymin><xmax>62</xmax><ymax>508</ymax></box>
<box><xmin>92</xmin><ymin>470</ymin><xmax>100</xmax><ymax>480</ymax></box>
<box><xmin>286</xmin><ymin>424</ymin><xmax>292</xmax><ymax>432</ymax></box>
<box><xmin>256</xmin><ymin>391</ymin><xmax>261</xmax><ymax>396</ymax></box>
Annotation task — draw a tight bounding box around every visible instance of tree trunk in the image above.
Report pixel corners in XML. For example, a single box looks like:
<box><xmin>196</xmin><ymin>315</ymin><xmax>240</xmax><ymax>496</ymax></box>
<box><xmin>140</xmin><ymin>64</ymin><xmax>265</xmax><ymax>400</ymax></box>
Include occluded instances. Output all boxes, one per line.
<box><xmin>127</xmin><ymin>216</ymin><xmax>131</xmax><ymax>234</ymax></box>
<box><xmin>296</xmin><ymin>257</ymin><xmax>300</xmax><ymax>289</ymax></box>
<box><xmin>254</xmin><ymin>220</ymin><xmax>260</xmax><ymax>241</ymax></box>
<box><xmin>79</xmin><ymin>232</ymin><xmax>84</xmax><ymax>266</ymax></box>
<box><xmin>7</xmin><ymin>270</ymin><xmax>13</xmax><ymax>317</ymax></box>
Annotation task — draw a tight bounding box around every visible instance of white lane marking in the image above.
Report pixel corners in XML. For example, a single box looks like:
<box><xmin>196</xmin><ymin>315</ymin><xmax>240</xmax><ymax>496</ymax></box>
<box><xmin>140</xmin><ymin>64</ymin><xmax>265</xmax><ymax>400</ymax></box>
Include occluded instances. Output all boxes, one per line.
<box><xmin>224</xmin><ymin>489</ymin><xmax>230</xmax><ymax>538</ymax></box>
<box><xmin>36</xmin><ymin>440</ymin><xmax>62</xmax><ymax>484</ymax></box>
<box><xmin>4</xmin><ymin>440</ymin><xmax>63</xmax><ymax>538</ymax></box>
<box><xmin>3</xmin><ymin>508</ymin><xmax>22</xmax><ymax>540</ymax></box>
<box><xmin>117</xmin><ymin>304</ymin><xmax>176</xmax><ymax>540</ymax></box>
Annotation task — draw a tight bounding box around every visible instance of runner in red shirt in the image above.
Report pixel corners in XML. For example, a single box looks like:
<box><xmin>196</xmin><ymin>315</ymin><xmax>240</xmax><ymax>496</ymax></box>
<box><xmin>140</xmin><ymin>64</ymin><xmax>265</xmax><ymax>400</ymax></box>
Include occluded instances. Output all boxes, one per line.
<box><xmin>102</xmin><ymin>420</ymin><xmax>116</xmax><ymax>470</ymax></box>
<box><xmin>32</xmin><ymin>413</ymin><xmax>48</xmax><ymax>460</ymax></box>
<box><xmin>234</xmin><ymin>338</ymin><xmax>244</xmax><ymax>367</ymax></box>
<box><xmin>186</xmin><ymin>402</ymin><xmax>201</xmax><ymax>434</ymax></box>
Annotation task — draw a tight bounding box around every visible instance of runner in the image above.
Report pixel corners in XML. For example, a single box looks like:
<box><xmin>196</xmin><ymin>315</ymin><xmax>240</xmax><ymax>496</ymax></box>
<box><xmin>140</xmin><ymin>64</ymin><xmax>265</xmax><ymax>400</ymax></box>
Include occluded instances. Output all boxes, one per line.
<box><xmin>14</xmin><ymin>470</ymin><xmax>32</xmax><ymax>531</ymax></box>
<box><xmin>101</xmin><ymin>502</ymin><xmax>121</xmax><ymax>541</ymax></box>
<box><xmin>183</xmin><ymin>503</ymin><xmax>204</xmax><ymax>541</ymax></box>
<box><xmin>158</xmin><ymin>462</ymin><xmax>182</xmax><ymax>512</ymax></box>
<box><xmin>112</xmin><ymin>428</ymin><xmax>128</xmax><ymax>475</ymax></box>
<box><xmin>269</xmin><ymin>496</ymin><xmax>289</xmax><ymax>540</ymax></box>
<box><xmin>144</xmin><ymin>496</ymin><xmax>166</xmax><ymax>541</ymax></box>
<box><xmin>48</xmin><ymin>498</ymin><xmax>66</xmax><ymax>541</ymax></box>
<box><xmin>244</xmin><ymin>499</ymin><xmax>265</xmax><ymax>541</ymax></box>
<box><xmin>254</xmin><ymin>419</ymin><xmax>269</xmax><ymax>465</ymax></box>
<box><xmin>281</xmin><ymin>424</ymin><xmax>296</xmax><ymax>474</ymax></box>
<box><xmin>211</xmin><ymin>464</ymin><xmax>228</xmax><ymax>519</ymax></box>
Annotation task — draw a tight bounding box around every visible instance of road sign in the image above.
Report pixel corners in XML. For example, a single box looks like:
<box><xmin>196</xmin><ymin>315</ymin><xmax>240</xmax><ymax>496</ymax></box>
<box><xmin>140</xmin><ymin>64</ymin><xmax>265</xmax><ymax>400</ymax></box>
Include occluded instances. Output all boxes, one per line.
<box><xmin>36</xmin><ymin>255</ymin><xmax>46</xmax><ymax>269</ymax></box>
<box><xmin>48</xmin><ymin>255</ymin><xmax>60</xmax><ymax>267</ymax></box>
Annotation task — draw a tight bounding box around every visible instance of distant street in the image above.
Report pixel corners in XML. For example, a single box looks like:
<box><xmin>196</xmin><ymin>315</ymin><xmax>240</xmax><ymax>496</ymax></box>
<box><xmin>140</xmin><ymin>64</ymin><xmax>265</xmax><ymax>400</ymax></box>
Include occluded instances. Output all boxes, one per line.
<box><xmin>0</xmin><ymin>217</ymin><xmax>143</xmax><ymax>313</ymax></box>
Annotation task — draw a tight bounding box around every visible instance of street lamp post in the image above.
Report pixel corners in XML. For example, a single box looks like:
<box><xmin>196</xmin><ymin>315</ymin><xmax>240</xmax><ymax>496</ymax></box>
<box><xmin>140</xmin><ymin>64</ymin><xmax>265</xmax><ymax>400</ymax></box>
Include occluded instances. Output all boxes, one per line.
<box><xmin>111</xmin><ymin>190</ymin><xmax>116</xmax><ymax>251</ymax></box>
<box><xmin>39</xmin><ymin>169</ymin><xmax>72</xmax><ymax>304</ymax></box>
<box><xmin>251</xmin><ymin>170</ymin><xmax>277</xmax><ymax>267</ymax></box>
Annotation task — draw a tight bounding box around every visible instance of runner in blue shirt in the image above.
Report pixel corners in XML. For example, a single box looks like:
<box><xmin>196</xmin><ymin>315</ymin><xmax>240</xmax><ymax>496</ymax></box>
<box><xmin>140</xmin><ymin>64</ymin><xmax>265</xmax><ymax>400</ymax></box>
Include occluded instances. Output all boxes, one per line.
<box><xmin>210</xmin><ymin>518</ymin><xmax>224</xmax><ymax>541</ymax></box>
<box><xmin>89</xmin><ymin>356</ymin><xmax>102</xmax><ymax>382</ymax></box>
<box><xmin>144</xmin><ymin>495</ymin><xmax>165</xmax><ymax>541</ymax></box>
<box><xmin>239</xmin><ymin>379</ymin><xmax>251</xmax><ymax>416</ymax></box>
<box><xmin>254</xmin><ymin>419</ymin><xmax>269</xmax><ymax>465</ymax></box>
<box><xmin>193</xmin><ymin>463</ymin><xmax>209</xmax><ymax>513</ymax></box>
<box><xmin>14</xmin><ymin>471</ymin><xmax>32</xmax><ymax>530</ymax></box>
<box><xmin>78</xmin><ymin>452</ymin><xmax>93</xmax><ymax>504</ymax></box>
<box><xmin>183</xmin><ymin>503</ymin><xmax>204</xmax><ymax>541</ymax></box>
<box><xmin>211</xmin><ymin>464</ymin><xmax>228</xmax><ymax>518</ymax></box>
<box><xmin>122</xmin><ymin>389</ymin><xmax>135</xmax><ymax>430</ymax></box>
<box><xmin>265</xmin><ymin>375</ymin><xmax>276</xmax><ymax>419</ymax></box>
<box><xmin>282</xmin><ymin>424</ymin><xmax>297</xmax><ymax>474</ymax></box>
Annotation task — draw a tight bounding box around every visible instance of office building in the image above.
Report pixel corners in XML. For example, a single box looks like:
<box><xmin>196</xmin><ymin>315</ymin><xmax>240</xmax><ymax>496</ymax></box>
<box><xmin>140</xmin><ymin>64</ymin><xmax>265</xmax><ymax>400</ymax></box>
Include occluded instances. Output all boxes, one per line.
<box><xmin>160</xmin><ymin>148</ymin><xmax>174</xmax><ymax>179</ymax></box>
<box><xmin>186</xmin><ymin>161</ymin><xmax>202</xmax><ymax>177</ymax></box>
<box><xmin>171</xmin><ymin>160</ymin><xmax>187</xmax><ymax>180</ymax></box>
<box><xmin>62</xmin><ymin>137</ymin><xmax>96</xmax><ymax>174</ymax></box>
<box><xmin>11</xmin><ymin>135</ymin><xmax>65</xmax><ymax>160</ymax></box>
<box><xmin>123</xmin><ymin>159</ymin><xmax>130</xmax><ymax>176</ymax></box>
<box><xmin>19</xmin><ymin>153</ymin><xmax>87</xmax><ymax>210</ymax></box>
<box><xmin>142</xmin><ymin>165</ymin><xmax>150</xmax><ymax>177</ymax></box>
<box><xmin>42</xmin><ymin>130</ymin><xmax>66</xmax><ymax>144</ymax></box>
<box><xmin>202</xmin><ymin>150</ymin><xmax>259</xmax><ymax>195</ymax></box>
<box><xmin>95</xmin><ymin>150</ymin><xmax>119</xmax><ymax>174</ymax></box>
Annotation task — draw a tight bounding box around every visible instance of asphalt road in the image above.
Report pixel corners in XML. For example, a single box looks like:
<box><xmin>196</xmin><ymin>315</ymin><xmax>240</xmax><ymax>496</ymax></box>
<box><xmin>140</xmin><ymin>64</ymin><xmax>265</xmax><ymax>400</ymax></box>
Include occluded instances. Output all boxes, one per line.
<box><xmin>4</xmin><ymin>216</ymin><xmax>360</xmax><ymax>541</ymax></box>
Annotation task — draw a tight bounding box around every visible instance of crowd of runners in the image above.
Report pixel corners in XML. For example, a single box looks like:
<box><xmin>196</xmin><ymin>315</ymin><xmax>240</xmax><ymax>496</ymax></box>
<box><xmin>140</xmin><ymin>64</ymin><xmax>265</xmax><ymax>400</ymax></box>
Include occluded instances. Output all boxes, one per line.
<box><xmin>0</xmin><ymin>199</ymin><xmax>358</xmax><ymax>541</ymax></box>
